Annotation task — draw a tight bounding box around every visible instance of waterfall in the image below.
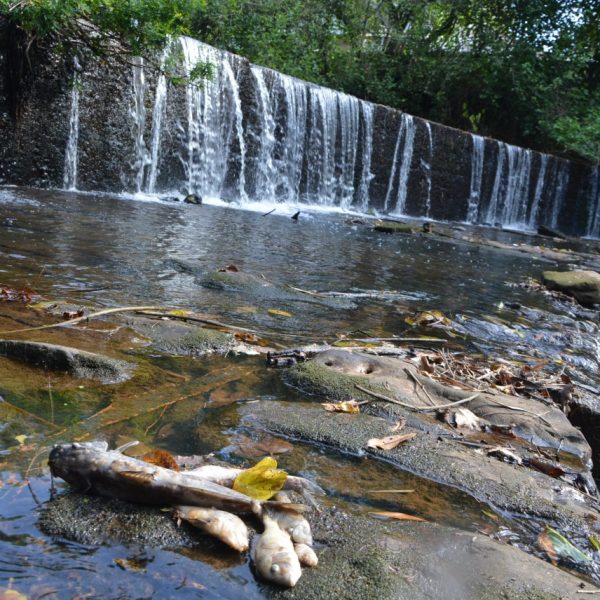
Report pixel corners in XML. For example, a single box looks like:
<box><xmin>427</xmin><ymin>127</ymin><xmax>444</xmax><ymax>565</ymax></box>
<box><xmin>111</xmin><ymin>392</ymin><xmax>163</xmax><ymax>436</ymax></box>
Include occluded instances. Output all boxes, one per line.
<box><xmin>384</xmin><ymin>113</ymin><xmax>415</xmax><ymax>214</ymax></box>
<box><xmin>131</xmin><ymin>57</ymin><xmax>148</xmax><ymax>193</ymax></box>
<box><xmin>357</xmin><ymin>102</ymin><xmax>374</xmax><ymax>212</ymax></box>
<box><xmin>548</xmin><ymin>162</ymin><xmax>570</xmax><ymax>228</ymax></box>
<box><xmin>180</xmin><ymin>37</ymin><xmax>246</xmax><ymax>200</ymax></box>
<box><xmin>53</xmin><ymin>36</ymin><xmax>595</xmax><ymax>234</ymax></box>
<box><xmin>63</xmin><ymin>57</ymin><xmax>81</xmax><ymax>190</ymax></box>
<box><xmin>273</xmin><ymin>73</ymin><xmax>307</xmax><ymax>203</ymax></box>
<box><xmin>421</xmin><ymin>122</ymin><xmax>433</xmax><ymax>217</ymax></box>
<box><xmin>145</xmin><ymin>46</ymin><xmax>169</xmax><ymax>194</ymax></box>
<box><xmin>586</xmin><ymin>167</ymin><xmax>599</xmax><ymax>238</ymax></box>
<box><xmin>250</xmin><ymin>67</ymin><xmax>277</xmax><ymax>201</ymax></box>
<box><xmin>466</xmin><ymin>134</ymin><xmax>485</xmax><ymax>223</ymax></box>
<box><xmin>527</xmin><ymin>154</ymin><xmax>548</xmax><ymax>229</ymax></box>
<box><xmin>484</xmin><ymin>142</ymin><xmax>532</xmax><ymax>228</ymax></box>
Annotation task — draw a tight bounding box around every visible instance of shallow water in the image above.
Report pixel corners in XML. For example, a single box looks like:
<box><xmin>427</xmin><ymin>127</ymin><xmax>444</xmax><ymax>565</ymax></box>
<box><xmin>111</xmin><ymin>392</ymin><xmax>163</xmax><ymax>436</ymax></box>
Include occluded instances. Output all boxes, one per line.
<box><xmin>1</xmin><ymin>186</ymin><xmax>599</xmax><ymax>597</ymax></box>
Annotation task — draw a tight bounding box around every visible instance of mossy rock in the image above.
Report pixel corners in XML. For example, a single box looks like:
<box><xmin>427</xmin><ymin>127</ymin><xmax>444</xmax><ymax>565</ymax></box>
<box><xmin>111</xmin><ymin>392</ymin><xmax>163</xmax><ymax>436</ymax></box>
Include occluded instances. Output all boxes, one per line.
<box><xmin>542</xmin><ymin>270</ymin><xmax>600</xmax><ymax>306</ymax></box>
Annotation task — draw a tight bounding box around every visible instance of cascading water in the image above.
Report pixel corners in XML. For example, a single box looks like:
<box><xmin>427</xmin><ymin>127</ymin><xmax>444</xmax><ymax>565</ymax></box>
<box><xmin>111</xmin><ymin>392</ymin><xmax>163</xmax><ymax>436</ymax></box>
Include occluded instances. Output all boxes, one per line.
<box><xmin>421</xmin><ymin>122</ymin><xmax>433</xmax><ymax>217</ymax></box>
<box><xmin>180</xmin><ymin>37</ymin><xmax>246</xmax><ymax>200</ymax></box>
<box><xmin>58</xmin><ymin>36</ymin><xmax>598</xmax><ymax>236</ymax></box>
<box><xmin>356</xmin><ymin>102</ymin><xmax>374</xmax><ymax>212</ymax></box>
<box><xmin>63</xmin><ymin>57</ymin><xmax>81</xmax><ymax>191</ymax></box>
<box><xmin>131</xmin><ymin>57</ymin><xmax>148</xmax><ymax>193</ymax></box>
<box><xmin>528</xmin><ymin>154</ymin><xmax>548</xmax><ymax>229</ymax></box>
<box><xmin>384</xmin><ymin>113</ymin><xmax>415</xmax><ymax>214</ymax></box>
<box><xmin>586</xmin><ymin>167</ymin><xmax>599</xmax><ymax>238</ymax></box>
<box><xmin>466</xmin><ymin>134</ymin><xmax>485</xmax><ymax>223</ymax></box>
<box><xmin>548</xmin><ymin>163</ymin><xmax>570</xmax><ymax>228</ymax></box>
<box><xmin>144</xmin><ymin>46</ymin><xmax>169</xmax><ymax>194</ymax></box>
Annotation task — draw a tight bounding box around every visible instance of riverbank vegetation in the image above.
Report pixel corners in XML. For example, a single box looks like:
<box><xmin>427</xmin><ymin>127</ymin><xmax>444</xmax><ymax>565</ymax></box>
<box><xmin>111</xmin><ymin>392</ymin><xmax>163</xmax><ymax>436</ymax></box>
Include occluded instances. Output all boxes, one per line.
<box><xmin>0</xmin><ymin>0</ymin><xmax>598</xmax><ymax>163</ymax></box>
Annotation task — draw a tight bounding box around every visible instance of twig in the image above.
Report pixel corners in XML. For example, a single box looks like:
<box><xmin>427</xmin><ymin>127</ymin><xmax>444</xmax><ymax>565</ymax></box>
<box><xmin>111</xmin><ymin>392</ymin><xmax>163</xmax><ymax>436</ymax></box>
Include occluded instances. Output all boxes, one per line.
<box><xmin>355</xmin><ymin>384</ymin><xmax>480</xmax><ymax>412</ymax></box>
<box><xmin>486</xmin><ymin>398</ymin><xmax>554</xmax><ymax>427</ymax></box>
<box><xmin>353</xmin><ymin>337</ymin><xmax>447</xmax><ymax>344</ymax></box>
<box><xmin>261</xmin><ymin>208</ymin><xmax>276</xmax><ymax>217</ymax></box>
<box><xmin>404</xmin><ymin>368</ymin><xmax>436</xmax><ymax>406</ymax></box>
<box><xmin>134</xmin><ymin>310</ymin><xmax>259</xmax><ymax>335</ymax></box>
<box><xmin>0</xmin><ymin>305</ymin><xmax>167</xmax><ymax>334</ymax></box>
<box><xmin>144</xmin><ymin>402</ymin><xmax>172</xmax><ymax>436</ymax></box>
<box><xmin>0</xmin><ymin>396</ymin><xmax>59</xmax><ymax>429</ymax></box>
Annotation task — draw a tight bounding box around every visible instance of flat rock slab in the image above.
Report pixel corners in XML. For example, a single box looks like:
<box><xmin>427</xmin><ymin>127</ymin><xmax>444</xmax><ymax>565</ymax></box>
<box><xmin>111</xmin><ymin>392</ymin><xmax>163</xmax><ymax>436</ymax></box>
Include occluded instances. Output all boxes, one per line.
<box><xmin>542</xmin><ymin>270</ymin><xmax>600</xmax><ymax>306</ymax></box>
<box><xmin>285</xmin><ymin>349</ymin><xmax>593</xmax><ymax>469</ymax></box>
<box><xmin>125</xmin><ymin>316</ymin><xmax>238</xmax><ymax>356</ymax></box>
<box><xmin>240</xmin><ymin>401</ymin><xmax>600</xmax><ymax>548</ymax></box>
<box><xmin>38</xmin><ymin>492</ymin><xmax>595</xmax><ymax>599</ymax></box>
<box><xmin>0</xmin><ymin>339</ymin><xmax>132</xmax><ymax>383</ymax></box>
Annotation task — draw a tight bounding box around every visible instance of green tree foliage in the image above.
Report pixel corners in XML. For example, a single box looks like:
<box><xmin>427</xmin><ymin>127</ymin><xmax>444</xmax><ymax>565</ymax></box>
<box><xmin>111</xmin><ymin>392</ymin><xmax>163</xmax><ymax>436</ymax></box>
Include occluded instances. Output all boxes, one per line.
<box><xmin>1</xmin><ymin>0</ymin><xmax>598</xmax><ymax>163</ymax></box>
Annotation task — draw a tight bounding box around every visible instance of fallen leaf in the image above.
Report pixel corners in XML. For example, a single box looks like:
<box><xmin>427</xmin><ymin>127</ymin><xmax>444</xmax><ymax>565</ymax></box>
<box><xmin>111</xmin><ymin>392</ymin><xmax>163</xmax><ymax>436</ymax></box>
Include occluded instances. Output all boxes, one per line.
<box><xmin>218</xmin><ymin>264</ymin><xmax>239</xmax><ymax>272</ymax></box>
<box><xmin>538</xmin><ymin>530</ymin><xmax>558</xmax><ymax>565</ymax></box>
<box><xmin>268</xmin><ymin>309</ymin><xmax>292</xmax><ymax>317</ymax></box>
<box><xmin>452</xmin><ymin>408</ymin><xmax>485</xmax><ymax>430</ymax></box>
<box><xmin>486</xmin><ymin>446</ymin><xmax>522</xmax><ymax>464</ymax></box>
<box><xmin>114</xmin><ymin>557</ymin><xmax>147</xmax><ymax>572</ymax></box>
<box><xmin>589</xmin><ymin>537</ymin><xmax>600</xmax><ymax>552</ymax></box>
<box><xmin>369</xmin><ymin>511</ymin><xmax>426</xmax><ymax>522</ymax></box>
<box><xmin>366</xmin><ymin>432</ymin><xmax>416</xmax><ymax>450</ymax></box>
<box><xmin>482</xmin><ymin>509</ymin><xmax>499</xmax><ymax>521</ymax></box>
<box><xmin>142</xmin><ymin>449</ymin><xmax>180</xmax><ymax>471</ymax></box>
<box><xmin>0</xmin><ymin>588</ymin><xmax>28</xmax><ymax>600</ymax></box>
<box><xmin>234</xmin><ymin>331</ymin><xmax>259</xmax><ymax>344</ymax></box>
<box><xmin>528</xmin><ymin>457</ymin><xmax>565</xmax><ymax>479</ymax></box>
<box><xmin>168</xmin><ymin>309</ymin><xmax>191</xmax><ymax>317</ymax></box>
<box><xmin>233</xmin><ymin>457</ymin><xmax>287</xmax><ymax>500</ymax></box>
<box><xmin>389</xmin><ymin>418</ymin><xmax>407</xmax><ymax>432</ymax></box>
<box><xmin>14</xmin><ymin>434</ymin><xmax>27</xmax><ymax>446</ymax></box>
<box><xmin>62</xmin><ymin>309</ymin><xmax>85</xmax><ymax>320</ymax></box>
<box><xmin>322</xmin><ymin>400</ymin><xmax>361</xmax><ymax>414</ymax></box>
<box><xmin>541</xmin><ymin>525</ymin><xmax>591</xmax><ymax>564</ymax></box>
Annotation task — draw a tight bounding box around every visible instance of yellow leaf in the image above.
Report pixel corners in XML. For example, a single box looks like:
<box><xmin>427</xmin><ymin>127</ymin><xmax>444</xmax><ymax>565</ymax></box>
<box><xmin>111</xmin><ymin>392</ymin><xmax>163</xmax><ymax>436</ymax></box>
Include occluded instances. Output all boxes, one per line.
<box><xmin>322</xmin><ymin>400</ymin><xmax>361</xmax><ymax>414</ymax></box>
<box><xmin>233</xmin><ymin>457</ymin><xmax>288</xmax><ymax>500</ymax></box>
<box><xmin>26</xmin><ymin>301</ymin><xmax>56</xmax><ymax>310</ymax></box>
<box><xmin>14</xmin><ymin>435</ymin><xmax>27</xmax><ymax>446</ymax></box>
<box><xmin>268</xmin><ymin>309</ymin><xmax>292</xmax><ymax>317</ymax></box>
<box><xmin>168</xmin><ymin>309</ymin><xmax>191</xmax><ymax>317</ymax></box>
<box><xmin>0</xmin><ymin>589</ymin><xmax>28</xmax><ymax>600</ymax></box>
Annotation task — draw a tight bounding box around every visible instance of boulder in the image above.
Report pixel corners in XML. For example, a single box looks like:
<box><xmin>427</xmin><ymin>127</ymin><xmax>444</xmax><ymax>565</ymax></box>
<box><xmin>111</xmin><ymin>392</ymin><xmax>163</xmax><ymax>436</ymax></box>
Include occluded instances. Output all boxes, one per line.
<box><xmin>542</xmin><ymin>270</ymin><xmax>600</xmax><ymax>306</ymax></box>
<box><xmin>0</xmin><ymin>340</ymin><xmax>132</xmax><ymax>383</ymax></box>
<box><xmin>184</xmin><ymin>193</ymin><xmax>202</xmax><ymax>205</ymax></box>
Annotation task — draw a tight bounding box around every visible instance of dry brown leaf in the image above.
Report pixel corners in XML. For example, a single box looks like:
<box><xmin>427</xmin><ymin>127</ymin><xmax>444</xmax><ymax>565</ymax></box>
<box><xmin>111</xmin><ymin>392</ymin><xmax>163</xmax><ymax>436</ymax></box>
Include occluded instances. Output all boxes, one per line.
<box><xmin>218</xmin><ymin>264</ymin><xmax>239</xmax><ymax>272</ymax></box>
<box><xmin>389</xmin><ymin>418</ymin><xmax>407</xmax><ymax>432</ymax></box>
<box><xmin>322</xmin><ymin>400</ymin><xmax>361</xmax><ymax>414</ymax></box>
<box><xmin>142</xmin><ymin>449</ymin><xmax>180</xmax><ymax>471</ymax></box>
<box><xmin>538</xmin><ymin>530</ymin><xmax>558</xmax><ymax>565</ymax></box>
<box><xmin>369</xmin><ymin>511</ymin><xmax>426</xmax><ymax>522</ymax></box>
<box><xmin>366</xmin><ymin>432</ymin><xmax>416</xmax><ymax>450</ymax></box>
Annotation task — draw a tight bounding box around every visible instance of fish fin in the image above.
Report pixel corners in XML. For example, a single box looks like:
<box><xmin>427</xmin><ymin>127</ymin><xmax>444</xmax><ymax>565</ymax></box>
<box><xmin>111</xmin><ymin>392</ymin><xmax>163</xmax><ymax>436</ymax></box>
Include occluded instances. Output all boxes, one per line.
<box><xmin>119</xmin><ymin>470</ymin><xmax>155</xmax><ymax>484</ymax></box>
<box><xmin>115</xmin><ymin>440</ymin><xmax>140</xmax><ymax>453</ymax></box>
<box><xmin>264</xmin><ymin>501</ymin><xmax>309</xmax><ymax>513</ymax></box>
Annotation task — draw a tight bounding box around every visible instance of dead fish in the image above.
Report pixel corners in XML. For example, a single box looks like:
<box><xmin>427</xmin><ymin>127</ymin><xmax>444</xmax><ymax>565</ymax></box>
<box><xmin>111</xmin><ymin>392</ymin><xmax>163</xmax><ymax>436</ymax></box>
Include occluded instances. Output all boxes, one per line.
<box><xmin>294</xmin><ymin>543</ymin><xmax>318</xmax><ymax>567</ymax></box>
<box><xmin>269</xmin><ymin>491</ymin><xmax>313</xmax><ymax>545</ymax></box>
<box><xmin>175</xmin><ymin>505</ymin><xmax>249</xmax><ymax>552</ymax></box>
<box><xmin>186</xmin><ymin>464</ymin><xmax>324</xmax><ymax>497</ymax></box>
<box><xmin>252</xmin><ymin>513</ymin><xmax>302</xmax><ymax>587</ymax></box>
<box><xmin>48</xmin><ymin>442</ymin><xmax>303</xmax><ymax>515</ymax></box>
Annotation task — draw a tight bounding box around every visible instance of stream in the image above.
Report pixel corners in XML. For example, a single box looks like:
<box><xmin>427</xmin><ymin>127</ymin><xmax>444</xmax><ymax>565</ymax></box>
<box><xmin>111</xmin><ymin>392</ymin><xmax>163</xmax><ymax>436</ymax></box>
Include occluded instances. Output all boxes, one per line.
<box><xmin>1</xmin><ymin>186</ymin><xmax>599</xmax><ymax>598</ymax></box>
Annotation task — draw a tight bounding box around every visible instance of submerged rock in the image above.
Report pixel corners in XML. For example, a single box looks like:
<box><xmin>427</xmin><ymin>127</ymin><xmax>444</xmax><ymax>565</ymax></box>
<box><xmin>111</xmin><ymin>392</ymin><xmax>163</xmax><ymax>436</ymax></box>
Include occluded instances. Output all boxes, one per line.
<box><xmin>0</xmin><ymin>340</ymin><xmax>132</xmax><ymax>383</ymax></box>
<box><xmin>542</xmin><ymin>270</ymin><xmax>600</xmax><ymax>307</ymax></box>
<box><xmin>38</xmin><ymin>493</ymin><xmax>593</xmax><ymax>599</ymax></box>
<box><xmin>184</xmin><ymin>193</ymin><xmax>203</xmax><ymax>205</ymax></box>
<box><xmin>126</xmin><ymin>316</ymin><xmax>238</xmax><ymax>356</ymax></box>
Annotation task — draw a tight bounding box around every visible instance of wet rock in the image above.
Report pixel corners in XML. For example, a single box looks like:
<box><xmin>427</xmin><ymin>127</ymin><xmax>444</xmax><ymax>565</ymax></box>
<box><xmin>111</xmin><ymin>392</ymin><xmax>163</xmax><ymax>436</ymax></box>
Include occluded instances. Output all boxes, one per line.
<box><xmin>284</xmin><ymin>350</ymin><xmax>593</xmax><ymax>468</ymax></box>
<box><xmin>39</xmin><ymin>493</ymin><xmax>195</xmax><ymax>547</ymax></box>
<box><xmin>0</xmin><ymin>340</ymin><xmax>132</xmax><ymax>383</ymax></box>
<box><xmin>373</xmin><ymin>220</ymin><xmax>416</xmax><ymax>234</ymax></box>
<box><xmin>38</xmin><ymin>493</ymin><xmax>593</xmax><ymax>599</ymax></box>
<box><xmin>542</xmin><ymin>271</ymin><xmax>600</xmax><ymax>307</ymax></box>
<box><xmin>125</xmin><ymin>316</ymin><xmax>237</xmax><ymax>356</ymax></box>
<box><xmin>538</xmin><ymin>225</ymin><xmax>567</xmax><ymax>239</ymax></box>
<box><xmin>241</xmin><ymin>400</ymin><xmax>600</xmax><ymax>540</ymax></box>
<box><xmin>161</xmin><ymin>195</ymin><xmax>180</xmax><ymax>203</ymax></box>
<box><xmin>184</xmin><ymin>193</ymin><xmax>202</xmax><ymax>205</ymax></box>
